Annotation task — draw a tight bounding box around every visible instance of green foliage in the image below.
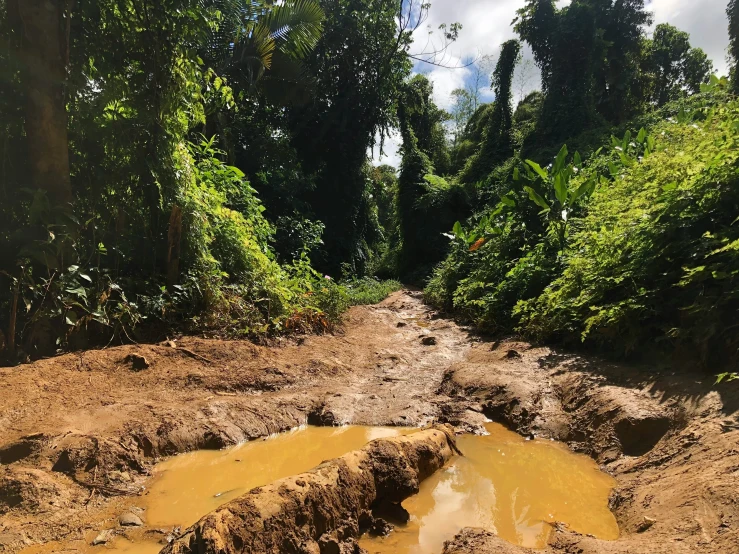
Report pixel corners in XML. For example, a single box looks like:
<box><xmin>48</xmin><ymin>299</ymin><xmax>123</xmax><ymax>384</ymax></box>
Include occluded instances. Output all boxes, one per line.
<box><xmin>429</xmin><ymin>91</ymin><xmax>739</xmax><ymax>367</ymax></box>
<box><xmin>459</xmin><ymin>40</ymin><xmax>521</xmax><ymax>184</ymax></box>
<box><xmin>730</xmin><ymin>0</ymin><xmax>739</xmax><ymax>94</ymax></box>
<box><xmin>289</xmin><ymin>0</ymin><xmax>414</xmax><ymax>276</ymax></box>
<box><xmin>518</xmin><ymin>96</ymin><xmax>739</xmax><ymax>363</ymax></box>
<box><xmin>342</xmin><ymin>278</ymin><xmax>403</xmax><ymax>306</ymax></box>
<box><xmin>649</xmin><ymin>24</ymin><xmax>714</xmax><ymax>106</ymax></box>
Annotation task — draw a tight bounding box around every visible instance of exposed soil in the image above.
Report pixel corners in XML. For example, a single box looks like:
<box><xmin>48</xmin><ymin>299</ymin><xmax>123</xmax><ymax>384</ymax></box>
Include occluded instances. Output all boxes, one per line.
<box><xmin>1</xmin><ymin>290</ymin><xmax>738</xmax><ymax>553</ymax></box>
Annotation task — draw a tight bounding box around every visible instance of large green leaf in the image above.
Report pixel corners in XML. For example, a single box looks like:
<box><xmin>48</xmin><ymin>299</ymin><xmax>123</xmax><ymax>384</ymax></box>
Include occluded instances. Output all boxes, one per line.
<box><xmin>552</xmin><ymin>144</ymin><xmax>568</xmax><ymax>175</ymax></box>
<box><xmin>525</xmin><ymin>160</ymin><xmax>548</xmax><ymax>181</ymax></box>
<box><xmin>553</xmin><ymin>172</ymin><xmax>568</xmax><ymax>206</ymax></box>
<box><xmin>524</xmin><ymin>186</ymin><xmax>550</xmax><ymax>212</ymax></box>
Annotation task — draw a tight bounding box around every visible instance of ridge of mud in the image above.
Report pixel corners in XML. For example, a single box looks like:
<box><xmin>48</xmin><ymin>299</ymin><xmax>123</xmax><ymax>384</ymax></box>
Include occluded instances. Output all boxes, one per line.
<box><xmin>163</xmin><ymin>427</ymin><xmax>456</xmax><ymax>554</ymax></box>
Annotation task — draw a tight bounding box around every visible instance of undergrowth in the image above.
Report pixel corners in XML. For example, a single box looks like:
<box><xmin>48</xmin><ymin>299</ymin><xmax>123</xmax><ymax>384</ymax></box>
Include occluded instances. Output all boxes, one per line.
<box><xmin>426</xmin><ymin>85</ymin><xmax>739</xmax><ymax>368</ymax></box>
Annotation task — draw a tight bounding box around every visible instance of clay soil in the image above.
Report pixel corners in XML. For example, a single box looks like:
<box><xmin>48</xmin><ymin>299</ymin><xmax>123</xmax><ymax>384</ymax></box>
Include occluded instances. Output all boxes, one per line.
<box><xmin>1</xmin><ymin>290</ymin><xmax>738</xmax><ymax>553</ymax></box>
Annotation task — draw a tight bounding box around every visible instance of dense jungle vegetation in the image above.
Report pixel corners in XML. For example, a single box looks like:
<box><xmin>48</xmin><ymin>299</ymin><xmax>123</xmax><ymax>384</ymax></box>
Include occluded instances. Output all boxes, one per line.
<box><xmin>0</xmin><ymin>0</ymin><xmax>738</xmax><ymax>374</ymax></box>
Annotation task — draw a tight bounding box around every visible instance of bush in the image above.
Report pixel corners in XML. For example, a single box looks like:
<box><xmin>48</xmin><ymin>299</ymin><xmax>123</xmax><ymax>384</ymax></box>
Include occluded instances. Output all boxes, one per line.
<box><xmin>427</xmin><ymin>90</ymin><xmax>739</xmax><ymax>366</ymax></box>
<box><xmin>517</xmin><ymin>96</ymin><xmax>739</xmax><ymax>363</ymax></box>
<box><xmin>342</xmin><ymin>277</ymin><xmax>403</xmax><ymax>306</ymax></box>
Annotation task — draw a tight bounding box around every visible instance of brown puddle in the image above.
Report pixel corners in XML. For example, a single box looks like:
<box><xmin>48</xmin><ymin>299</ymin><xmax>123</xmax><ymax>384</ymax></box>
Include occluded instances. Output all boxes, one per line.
<box><xmin>104</xmin><ymin>426</ymin><xmax>411</xmax><ymax>552</ymax></box>
<box><xmin>360</xmin><ymin>423</ymin><xmax>619</xmax><ymax>553</ymax></box>
<box><xmin>77</xmin><ymin>424</ymin><xmax>616</xmax><ymax>553</ymax></box>
<box><xmin>144</xmin><ymin>425</ymin><xmax>411</xmax><ymax>529</ymax></box>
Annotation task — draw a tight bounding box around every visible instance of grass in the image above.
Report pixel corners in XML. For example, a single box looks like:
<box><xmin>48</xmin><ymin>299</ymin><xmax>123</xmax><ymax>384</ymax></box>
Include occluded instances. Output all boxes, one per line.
<box><xmin>342</xmin><ymin>278</ymin><xmax>403</xmax><ymax>306</ymax></box>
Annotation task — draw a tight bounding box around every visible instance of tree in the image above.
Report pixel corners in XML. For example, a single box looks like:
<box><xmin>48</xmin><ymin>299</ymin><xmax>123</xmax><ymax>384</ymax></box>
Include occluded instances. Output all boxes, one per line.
<box><xmin>514</xmin><ymin>57</ymin><xmax>537</xmax><ymax>104</ymax></box>
<box><xmin>728</xmin><ymin>0</ymin><xmax>739</xmax><ymax>93</ymax></box>
<box><xmin>460</xmin><ymin>39</ymin><xmax>521</xmax><ymax>183</ymax></box>
<box><xmin>587</xmin><ymin>0</ymin><xmax>652</xmax><ymax>122</ymax></box>
<box><xmin>288</xmin><ymin>0</ymin><xmax>414</xmax><ymax>276</ymax></box>
<box><xmin>449</xmin><ymin>88</ymin><xmax>476</xmax><ymax>147</ymax></box>
<box><xmin>650</xmin><ymin>24</ymin><xmax>713</xmax><ymax>106</ymax></box>
<box><xmin>8</xmin><ymin>0</ymin><xmax>72</xmax><ymax>205</ymax></box>
<box><xmin>402</xmin><ymin>75</ymin><xmax>450</xmax><ymax>175</ymax></box>
<box><xmin>205</xmin><ymin>0</ymin><xmax>325</xmax><ymax>102</ymax></box>
<box><xmin>396</xmin><ymin>95</ymin><xmax>433</xmax><ymax>274</ymax></box>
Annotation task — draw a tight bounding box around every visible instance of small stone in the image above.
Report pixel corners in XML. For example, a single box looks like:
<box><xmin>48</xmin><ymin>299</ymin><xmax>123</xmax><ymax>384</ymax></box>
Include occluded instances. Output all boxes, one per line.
<box><xmin>421</xmin><ymin>336</ymin><xmax>437</xmax><ymax>346</ymax></box>
<box><xmin>119</xmin><ymin>512</ymin><xmax>144</xmax><ymax>527</ymax></box>
<box><xmin>396</xmin><ymin>322</ymin><xmax>407</xmax><ymax>327</ymax></box>
<box><xmin>370</xmin><ymin>517</ymin><xmax>394</xmax><ymax>537</ymax></box>
<box><xmin>637</xmin><ymin>516</ymin><xmax>656</xmax><ymax>532</ymax></box>
<box><xmin>124</xmin><ymin>354</ymin><xmax>149</xmax><ymax>371</ymax></box>
<box><xmin>502</xmin><ymin>349</ymin><xmax>521</xmax><ymax>359</ymax></box>
<box><xmin>92</xmin><ymin>529</ymin><xmax>114</xmax><ymax>545</ymax></box>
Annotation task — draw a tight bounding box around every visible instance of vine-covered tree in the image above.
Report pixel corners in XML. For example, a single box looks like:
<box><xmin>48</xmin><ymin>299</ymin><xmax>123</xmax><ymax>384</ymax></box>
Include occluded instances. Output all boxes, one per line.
<box><xmin>289</xmin><ymin>0</ymin><xmax>413</xmax><ymax>276</ymax></box>
<box><xmin>728</xmin><ymin>0</ymin><xmax>739</xmax><ymax>92</ymax></box>
<box><xmin>459</xmin><ymin>39</ymin><xmax>521</xmax><ymax>183</ymax></box>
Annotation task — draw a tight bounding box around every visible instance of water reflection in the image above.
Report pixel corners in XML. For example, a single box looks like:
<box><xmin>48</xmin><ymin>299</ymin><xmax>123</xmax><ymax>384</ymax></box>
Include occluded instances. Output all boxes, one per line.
<box><xmin>360</xmin><ymin>423</ymin><xmax>618</xmax><ymax>553</ymax></box>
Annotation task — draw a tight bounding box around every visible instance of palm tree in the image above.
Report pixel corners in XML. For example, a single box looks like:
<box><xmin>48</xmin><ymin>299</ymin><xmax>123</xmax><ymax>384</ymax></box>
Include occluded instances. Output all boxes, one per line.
<box><xmin>206</xmin><ymin>0</ymin><xmax>325</xmax><ymax>102</ymax></box>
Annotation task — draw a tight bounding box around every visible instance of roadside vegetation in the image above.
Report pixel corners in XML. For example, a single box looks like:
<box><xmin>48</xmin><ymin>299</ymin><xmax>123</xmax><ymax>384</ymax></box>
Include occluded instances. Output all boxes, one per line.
<box><xmin>1</xmin><ymin>0</ymin><xmax>738</xmax><ymax>377</ymax></box>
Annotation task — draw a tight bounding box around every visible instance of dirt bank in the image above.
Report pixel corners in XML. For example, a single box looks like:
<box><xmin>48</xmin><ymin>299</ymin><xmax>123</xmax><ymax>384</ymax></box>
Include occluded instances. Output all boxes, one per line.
<box><xmin>1</xmin><ymin>290</ymin><xmax>738</xmax><ymax>553</ymax></box>
<box><xmin>164</xmin><ymin>427</ymin><xmax>456</xmax><ymax>554</ymax></box>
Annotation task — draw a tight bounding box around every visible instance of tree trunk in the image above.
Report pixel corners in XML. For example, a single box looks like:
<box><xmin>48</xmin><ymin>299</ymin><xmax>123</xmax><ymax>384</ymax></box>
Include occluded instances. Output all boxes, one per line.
<box><xmin>13</xmin><ymin>0</ymin><xmax>72</xmax><ymax>205</ymax></box>
<box><xmin>166</xmin><ymin>204</ymin><xmax>183</xmax><ymax>288</ymax></box>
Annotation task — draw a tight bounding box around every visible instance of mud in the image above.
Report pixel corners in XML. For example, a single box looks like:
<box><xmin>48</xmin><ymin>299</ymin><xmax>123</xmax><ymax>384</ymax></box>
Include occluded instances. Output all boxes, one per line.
<box><xmin>0</xmin><ymin>290</ymin><xmax>738</xmax><ymax>553</ymax></box>
<box><xmin>163</xmin><ymin>427</ymin><xmax>456</xmax><ymax>554</ymax></box>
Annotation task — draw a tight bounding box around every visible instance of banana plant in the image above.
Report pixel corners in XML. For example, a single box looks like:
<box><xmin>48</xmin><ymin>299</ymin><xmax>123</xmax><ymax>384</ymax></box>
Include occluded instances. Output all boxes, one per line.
<box><xmin>519</xmin><ymin>144</ymin><xmax>599</xmax><ymax>252</ymax></box>
<box><xmin>608</xmin><ymin>128</ymin><xmax>656</xmax><ymax>177</ymax></box>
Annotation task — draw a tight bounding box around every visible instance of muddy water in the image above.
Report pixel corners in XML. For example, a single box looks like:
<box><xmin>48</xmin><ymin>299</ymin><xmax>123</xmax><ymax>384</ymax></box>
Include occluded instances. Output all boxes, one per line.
<box><xmin>102</xmin><ymin>426</ymin><xmax>409</xmax><ymax>552</ymax></box>
<box><xmin>145</xmin><ymin>425</ymin><xmax>411</xmax><ymax>529</ymax></box>
<box><xmin>360</xmin><ymin>423</ymin><xmax>618</xmax><ymax>553</ymax></box>
<box><xmin>105</xmin><ymin>423</ymin><xmax>616</xmax><ymax>553</ymax></box>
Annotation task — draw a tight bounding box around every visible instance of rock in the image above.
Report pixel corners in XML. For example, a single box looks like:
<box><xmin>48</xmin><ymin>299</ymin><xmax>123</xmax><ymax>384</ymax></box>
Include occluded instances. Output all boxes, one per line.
<box><xmin>369</xmin><ymin>518</ymin><xmax>394</xmax><ymax>537</ymax></box>
<box><xmin>396</xmin><ymin>322</ymin><xmax>407</xmax><ymax>327</ymax></box>
<box><xmin>637</xmin><ymin>516</ymin><xmax>656</xmax><ymax>532</ymax></box>
<box><xmin>119</xmin><ymin>512</ymin><xmax>144</xmax><ymax>527</ymax></box>
<box><xmin>502</xmin><ymin>349</ymin><xmax>521</xmax><ymax>359</ymax></box>
<box><xmin>421</xmin><ymin>336</ymin><xmax>437</xmax><ymax>346</ymax></box>
<box><xmin>92</xmin><ymin>529</ymin><xmax>114</xmax><ymax>545</ymax></box>
<box><xmin>124</xmin><ymin>354</ymin><xmax>149</xmax><ymax>371</ymax></box>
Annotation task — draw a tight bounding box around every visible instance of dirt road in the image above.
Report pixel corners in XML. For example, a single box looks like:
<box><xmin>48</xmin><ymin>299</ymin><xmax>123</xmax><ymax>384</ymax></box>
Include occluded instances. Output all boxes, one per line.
<box><xmin>1</xmin><ymin>291</ymin><xmax>738</xmax><ymax>553</ymax></box>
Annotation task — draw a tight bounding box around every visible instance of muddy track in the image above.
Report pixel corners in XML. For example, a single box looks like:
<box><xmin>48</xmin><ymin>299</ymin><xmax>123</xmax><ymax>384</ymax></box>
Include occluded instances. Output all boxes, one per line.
<box><xmin>1</xmin><ymin>290</ymin><xmax>738</xmax><ymax>553</ymax></box>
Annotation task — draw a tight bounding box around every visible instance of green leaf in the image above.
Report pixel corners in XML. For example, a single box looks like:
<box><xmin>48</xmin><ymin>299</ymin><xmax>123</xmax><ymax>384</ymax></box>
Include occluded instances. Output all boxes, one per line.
<box><xmin>573</xmin><ymin>151</ymin><xmax>582</xmax><ymax>168</ymax></box>
<box><xmin>553</xmin><ymin>172</ymin><xmax>568</xmax><ymax>206</ymax></box>
<box><xmin>228</xmin><ymin>166</ymin><xmax>245</xmax><ymax>178</ymax></box>
<box><xmin>552</xmin><ymin>144</ymin><xmax>568</xmax><ymax>175</ymax></box>
<box><xmin>65</xmin><ymin>311</ymin><xmax>78</xmax><ymax>326</ymax></box>
<box><xmin>452</xmin><ymin>221</ymin><xmax>464</xmax><ymax>239</ymax></box>
<box><xmin>500</xmin><ymin>194</ymin><xmax>516</xmax><ymax>207</ymax></box>
<box><xmin>636</xmin><ymin>128</ymin><xmax>647</xmax><ymax>144</ymax></box>
<box><xmin>524</xmin><ymin>186</ymin><xmax>550</xmax><ymax>212</ymax></box>
<box><xmin>621</xmin><ymin>130</ymin><xmax>631</xmax><ymax>150</ymax></box>
<box><xmin>571</xmin><ymin>177</ymin><xmax>596</xmax><ymax>203</ymax></box>
<box><xmin>524</xmin><ymin>160</ymin><xmax>548</xmax><ymax>181</ymax></box>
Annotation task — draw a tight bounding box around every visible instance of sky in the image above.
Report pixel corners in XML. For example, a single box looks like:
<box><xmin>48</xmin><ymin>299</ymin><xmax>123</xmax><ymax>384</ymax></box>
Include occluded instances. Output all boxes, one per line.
<box><xmin>372</xmin><ymin>0</ymin><xmax>731</xmax><ymax>168</ymax></box>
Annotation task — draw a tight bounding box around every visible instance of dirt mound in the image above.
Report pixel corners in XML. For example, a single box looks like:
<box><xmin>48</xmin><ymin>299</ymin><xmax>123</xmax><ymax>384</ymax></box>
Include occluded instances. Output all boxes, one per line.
<box><xmin>442</xmin><ymin>529</ymin><xmax>534</xmax><ymax>554</ymax></box>
<box><xmin>163</xmin><ymin>427</ymin><xmax>456</xmax><ymax>554</ymax></box>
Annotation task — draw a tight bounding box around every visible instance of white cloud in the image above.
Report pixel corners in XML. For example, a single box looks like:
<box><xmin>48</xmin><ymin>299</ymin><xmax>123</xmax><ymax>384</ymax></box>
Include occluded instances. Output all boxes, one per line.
<box><xmin>372</xmin><ymin>129</ymin><xmax>403</xmax><ymax>168</ymax></box>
